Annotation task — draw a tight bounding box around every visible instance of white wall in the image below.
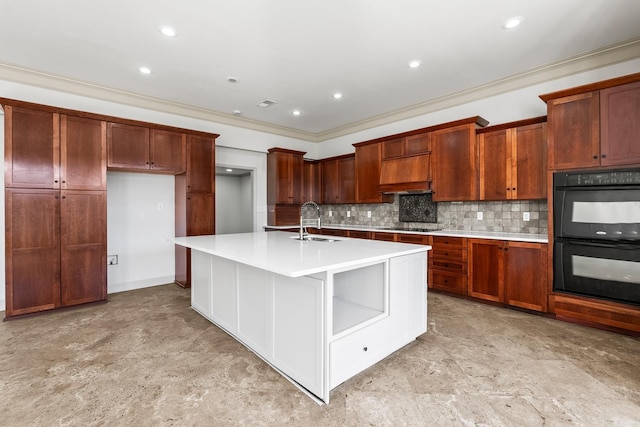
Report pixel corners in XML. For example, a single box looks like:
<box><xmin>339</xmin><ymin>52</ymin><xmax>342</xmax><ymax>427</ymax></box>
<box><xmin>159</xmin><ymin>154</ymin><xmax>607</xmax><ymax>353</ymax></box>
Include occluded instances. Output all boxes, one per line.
<box><xmin>216</xmin><ymin>174</ymin><xmax>253</xmax><ymax>234</ymax></box>
<box><xmin>0</xmin><ymin>114</ymin><xmax>4</xmax><ymax>311</ymax></box>
<box><xmin>106</xmin><ymin>172</ymin><xmax>176</xmax><ymax>293</ymax></box>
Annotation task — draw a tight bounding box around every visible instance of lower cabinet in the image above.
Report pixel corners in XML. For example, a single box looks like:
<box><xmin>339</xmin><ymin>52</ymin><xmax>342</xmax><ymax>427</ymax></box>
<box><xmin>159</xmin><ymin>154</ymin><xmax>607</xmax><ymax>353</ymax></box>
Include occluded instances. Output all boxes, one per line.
<box><xmin>428</xmin><ymin>236</ymin><xmax>468</xmax><ymax>295</ymax></box>
<box><xmin>5</xmin><ymin>188</ymin><xmax>106</xmax><ymax>317</ymax></box>
<box><xmin>468</xmin><ymin>239</ymin><xmax>548</xmax><ymax>312</ymax></box>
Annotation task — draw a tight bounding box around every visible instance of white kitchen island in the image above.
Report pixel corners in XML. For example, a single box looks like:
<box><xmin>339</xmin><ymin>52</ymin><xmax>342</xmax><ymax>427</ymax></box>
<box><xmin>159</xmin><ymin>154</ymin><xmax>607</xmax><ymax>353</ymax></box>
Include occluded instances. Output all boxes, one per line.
<box><xmin>173</xmin><ymin>231</ymin><xmax>430</xmax><ymax>404</ymax></box>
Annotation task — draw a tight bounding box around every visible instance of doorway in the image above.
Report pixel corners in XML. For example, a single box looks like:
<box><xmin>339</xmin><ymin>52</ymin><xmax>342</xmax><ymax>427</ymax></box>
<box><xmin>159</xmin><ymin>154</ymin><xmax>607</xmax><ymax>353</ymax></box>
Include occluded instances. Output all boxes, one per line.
<box><xmin>215</xmin><ymin>166</ymin><xmax>254</xmax><ymax>234</ymax></box>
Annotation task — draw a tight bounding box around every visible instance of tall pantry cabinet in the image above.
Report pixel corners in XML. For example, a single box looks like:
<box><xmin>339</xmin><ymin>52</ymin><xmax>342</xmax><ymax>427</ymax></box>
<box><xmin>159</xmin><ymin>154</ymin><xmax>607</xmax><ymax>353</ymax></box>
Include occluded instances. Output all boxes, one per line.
<box><xmin>4</xmin><ymin>104</ymin><xmax>107</xmax><ymax>317</ymax></box>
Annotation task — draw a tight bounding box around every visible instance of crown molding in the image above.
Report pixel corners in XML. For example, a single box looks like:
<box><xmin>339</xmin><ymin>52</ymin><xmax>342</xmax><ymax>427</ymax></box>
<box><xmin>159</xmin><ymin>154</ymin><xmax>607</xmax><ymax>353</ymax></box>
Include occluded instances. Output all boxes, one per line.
<box><xmin>1</xmin><ymin>37</ymin><xmax>639</xmax><ymax>143</ymax></box>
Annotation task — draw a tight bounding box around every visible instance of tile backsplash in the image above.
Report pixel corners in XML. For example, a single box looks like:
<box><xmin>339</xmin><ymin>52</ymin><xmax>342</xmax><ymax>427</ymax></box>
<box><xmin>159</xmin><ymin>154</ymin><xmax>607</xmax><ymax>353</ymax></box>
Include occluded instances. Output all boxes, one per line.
<box><xmin>312</xmin><ymin>195</ymin><xmax>548</xmax><ymax>234</ymax></box>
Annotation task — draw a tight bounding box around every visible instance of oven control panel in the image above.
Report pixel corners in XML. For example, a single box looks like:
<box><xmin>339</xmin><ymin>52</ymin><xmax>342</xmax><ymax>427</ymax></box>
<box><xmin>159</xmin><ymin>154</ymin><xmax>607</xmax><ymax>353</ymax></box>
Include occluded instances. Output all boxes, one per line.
<box><xmin>559</xmin><ymin>169</ymin><xmax>640</xmax><ymax>186</ymax></box>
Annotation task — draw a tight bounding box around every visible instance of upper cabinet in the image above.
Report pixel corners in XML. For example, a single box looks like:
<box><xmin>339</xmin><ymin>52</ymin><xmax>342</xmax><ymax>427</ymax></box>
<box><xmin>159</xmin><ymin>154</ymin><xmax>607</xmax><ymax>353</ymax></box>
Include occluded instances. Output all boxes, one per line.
<box><xmin>381</xmin><ymin>133</ymin><xmax>430</xmax><ymax>159</ymax></box>
<box><xmin>303</xmin><ymin>160</ymin><xmax>322</xmax><ymax>203</ymax></box>
<box><xmin>321</xmin><ymin>154</ymin><xmax>355</xmax><ymax>204</ymax></box>
<box><xmin>477</xmin><ymin>117</ymin><xmax>547</xmax><ymax>201</ymax></box>
<box><xmin>540</xmin><ymin>73</ymin><xmax>640</xmax><ymax>170</ymax></box>
<box><xmin>353</xmin><ymin>142</ymin><xmax>393</xmax><ymax>203</ymax></box>
<box><xmin>5</xmin><ymin>106</ymin><xmax>106</xmax><ymax>191</ymax></box>
<box><xmin>107</xmin><ymin>122</ymin><xmax>186</xmax><ymax>174</ymax></box>
<box><xmin>186</xmin><ymin>134</ymin><xmax>216</xmax><ymax>194</ymax></box>
<box><xmin>431</xmin><ymin>117</ymin><xmax>488</xmax><ymax>201</ymax></box>
<box><xmin>267</xmin><ymin>148</ymin><xmax>305</xmax><ymax>205</ymax></box>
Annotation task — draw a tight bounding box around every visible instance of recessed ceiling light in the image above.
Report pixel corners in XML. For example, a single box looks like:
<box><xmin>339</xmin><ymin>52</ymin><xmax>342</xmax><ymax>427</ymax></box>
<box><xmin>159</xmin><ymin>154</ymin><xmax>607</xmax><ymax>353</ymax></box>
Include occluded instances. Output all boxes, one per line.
<box><xmin>159</xmin><ymin>26</ymin><xmax>177</xmax><ymax>37</ymax></box>
<box><xmin>139</xmin><ymin>66</ymin><xmax>151</xmax><ymax>75</ymax></box>
<box><xmin>408</xmin><ymin>60</ymin><xmax>422</xmax><ymax>68</ymax></box>
<box><xmin>292</xmin><ymin>110</ymin><xmax>301</xmax><ymax>116</ymax></box>
<box><xmin>226</xmin><ymin>168</ymin><xmax>233</xmax><ymax>172</ymax></box>
<box><xmin>502</xmin><ymin>16</ymin><xmax>524</xmax><ymax>30</ymax></box>
<box><xmin>333</xmin><ymin>92</ymin><xmax>343</xmax><ymax>99</ymax></box>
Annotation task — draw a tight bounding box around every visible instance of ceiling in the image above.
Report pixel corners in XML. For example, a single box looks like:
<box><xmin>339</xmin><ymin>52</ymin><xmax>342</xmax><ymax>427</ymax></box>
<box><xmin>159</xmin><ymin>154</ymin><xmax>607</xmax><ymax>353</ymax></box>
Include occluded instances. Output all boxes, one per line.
<box><xmin>1</xmin><ymin>0</ymin><xmax>640</xmax><ymax>141</ymax></box>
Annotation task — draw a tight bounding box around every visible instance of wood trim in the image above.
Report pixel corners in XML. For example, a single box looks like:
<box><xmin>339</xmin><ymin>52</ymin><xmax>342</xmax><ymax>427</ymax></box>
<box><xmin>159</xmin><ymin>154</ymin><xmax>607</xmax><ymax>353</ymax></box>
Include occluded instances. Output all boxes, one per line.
<box><xmin>476</xmin><ymin>116</ymin><xmax>547</xmax><ymax>134</ymax></box>
<box><xmin>0</xmin><ymin>97</ymin><xmax>220</xmax><ymax>139</ymax></box>
<box><xmin>267</xmin><ymin>147</ymin><xmax>307</xmax><ymax>156</ymax></box>
<box><xmin>319</xmin><ymin>153</ymin><xmax>356</xmax><ymax>162</ymax></box>
<box><xmin>353</xmin><ymin>116</ymin><xmax>489</xmax><ymax>147</ymax></box>
<box><xmin>539</xmin><ymin>72</ymin><xmax>640</xmax><ymax>102</ymax></box>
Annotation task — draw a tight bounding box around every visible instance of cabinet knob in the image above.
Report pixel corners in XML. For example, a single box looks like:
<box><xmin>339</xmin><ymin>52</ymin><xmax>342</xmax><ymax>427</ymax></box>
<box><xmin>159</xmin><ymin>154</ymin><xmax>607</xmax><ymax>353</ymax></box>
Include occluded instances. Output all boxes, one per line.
<box><xmin>363</xmin><ymin>346</ymin><xmax>368</xmax><ymax>352</ymax></box>
<box><xmin>601</xmin><ymin>154</ymin><xmax>607</xmax><ymax>159</ymax></box>
<box><xmin>593</xmin><ymin>155</ymin><xmax>598</xmax><ymax>159</ymax></box>
<box><xmin>512</xmin><ymin>187</ymin><xmax>516</xmax><ymax>190</ymax></box>
<box><xmin>54</xmin><ymin>180</ymin><xmax>58</xmax><ymax>183</ymax></box>
<box><xmin>444</xmin><ymin>252</ymin><xmax>449</xmax><ymax>256</ymax></box>
<box><xmin>506</xmin><ymin>188</ymin><xmax>510</xmax><ymax>191</ymax></box>
<box><xmin>444</xmin><ymin>279</ymin><xmax>449</xmax><ymax>283</ymax></box>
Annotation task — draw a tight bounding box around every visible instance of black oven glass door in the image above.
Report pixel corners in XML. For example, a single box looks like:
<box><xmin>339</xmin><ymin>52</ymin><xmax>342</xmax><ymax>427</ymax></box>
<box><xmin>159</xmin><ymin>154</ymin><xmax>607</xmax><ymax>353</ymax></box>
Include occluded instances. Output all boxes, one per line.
<box><xmin>554</xmin><ymin>188</ymin><xmax>640</xmax><ymax>240</ymax></box>
<box><xmin>554</xmin><ymin>240</ymin><xmax>640</xmax><ymax>305</ymax></box>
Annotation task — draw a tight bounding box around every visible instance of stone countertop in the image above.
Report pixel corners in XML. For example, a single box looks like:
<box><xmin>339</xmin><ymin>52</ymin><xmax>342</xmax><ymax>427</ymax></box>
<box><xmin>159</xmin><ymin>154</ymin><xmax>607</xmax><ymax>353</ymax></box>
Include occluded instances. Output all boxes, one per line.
<box><xmin>264</xmin><ymin>224</ymin><xmax>548</xmax><ymax>243</ymax></box>
<box><xmin>174</xmin><ymin>232</ymin><xmax>430</xmax><ymax>278</ymax></box>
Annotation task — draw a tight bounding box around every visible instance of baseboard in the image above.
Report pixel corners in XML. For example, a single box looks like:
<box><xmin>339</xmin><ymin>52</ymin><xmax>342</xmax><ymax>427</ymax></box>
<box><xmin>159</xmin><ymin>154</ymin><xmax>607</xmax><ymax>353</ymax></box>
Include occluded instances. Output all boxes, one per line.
<box><xmin>107</xmin><ymin>276</ymin><xmax>176</xmax><ymax>295</ymax></box>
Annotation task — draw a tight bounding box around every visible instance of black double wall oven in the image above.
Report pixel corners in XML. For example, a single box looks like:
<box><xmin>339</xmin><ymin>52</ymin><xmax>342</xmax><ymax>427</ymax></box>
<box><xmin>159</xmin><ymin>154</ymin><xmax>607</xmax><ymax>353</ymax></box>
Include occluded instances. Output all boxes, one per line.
<box><xmin>554</xmin><ymin>168</ymin><xmax>640</xmax><ymax>306</ymax></box>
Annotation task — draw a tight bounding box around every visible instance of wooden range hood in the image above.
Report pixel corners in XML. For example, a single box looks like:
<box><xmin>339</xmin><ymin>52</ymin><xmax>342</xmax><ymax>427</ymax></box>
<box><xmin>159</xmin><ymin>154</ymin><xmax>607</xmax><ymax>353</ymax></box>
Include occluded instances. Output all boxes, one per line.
<box><xmin>379</xmin><ymin>153</ymin><xmax>431</xmax><ymax>193</ymax></box>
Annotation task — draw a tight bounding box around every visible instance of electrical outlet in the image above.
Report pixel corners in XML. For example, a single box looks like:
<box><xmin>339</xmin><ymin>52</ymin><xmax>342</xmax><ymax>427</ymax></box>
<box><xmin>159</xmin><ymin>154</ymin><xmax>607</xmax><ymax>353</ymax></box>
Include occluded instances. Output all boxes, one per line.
<box><xmin>523</xmin><ymin>212</ymin><xmax>530</xmax><ymax>221</ymax></box>
<box><xmin>157</xmin><ymin>202</ymin><xmax>163</xmax><ymax>211</ymax></box>
<box><xmin>107</xmin><ymin>255</ymin><xmax>118</xmax><ymax>265</ymax></box>
<box><xmin>347</xmin><ymin>211</ymin><xmax>351</xmax><ymax>218</ymax></box>
<box><xmin>477</xmin><ymin>211</ymin><xmax>483</xmax><ymax>220</ymax></box>
<box><xmin>328</xmin><ymin>210</ymin><xmax>333</xmax><ymax>217</ymax></box>
<box><xmin>367</xmin><ymin>211</ymin><xmax>372</xmax><ymax>218</ymax></box>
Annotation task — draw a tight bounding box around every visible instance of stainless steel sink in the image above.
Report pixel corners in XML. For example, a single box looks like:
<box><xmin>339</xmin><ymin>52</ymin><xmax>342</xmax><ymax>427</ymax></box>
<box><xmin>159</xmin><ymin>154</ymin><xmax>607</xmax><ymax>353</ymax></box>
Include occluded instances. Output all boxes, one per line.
<box><xmin>290</xmin><ymin>236</ymin><xmax>339</xmax><ymax>242</ymax></box>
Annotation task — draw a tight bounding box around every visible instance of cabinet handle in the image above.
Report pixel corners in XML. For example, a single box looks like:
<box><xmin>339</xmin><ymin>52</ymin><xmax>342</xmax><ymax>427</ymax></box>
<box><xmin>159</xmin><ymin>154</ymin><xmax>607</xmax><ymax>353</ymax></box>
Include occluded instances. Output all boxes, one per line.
<box><xmin>363</xmin><ymin>346</ymin><xmax>368</xmax><ymax>352</ymax></box>
<box><xmin>601</xmin><ymin>154</ymin><xmax>607</xmax><ymax>159</ymax></box>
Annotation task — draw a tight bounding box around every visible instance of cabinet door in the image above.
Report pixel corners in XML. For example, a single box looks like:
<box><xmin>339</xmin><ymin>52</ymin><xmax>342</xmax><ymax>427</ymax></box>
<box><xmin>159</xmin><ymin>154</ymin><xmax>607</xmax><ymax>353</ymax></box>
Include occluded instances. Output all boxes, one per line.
<box><xmin>432</xmin><ymin>124</ymin><xmax>477</xmax><ymax>201</ymax></box>
<box><xmin>468</xmin><ymin>239</ymin><xmax>504</xmax><ymax>302</ymax></box>
<box><xmin>107</xmin><ymin>122</ymin><xmax>150</xmax><ymax>170</ymax></box>
<box><xmin>187</xmin><ymin>192</ymin><xmax>215</xmax><ymax>236</ymax></box>
<box><xmin>321</xmin><ymin>159</ymin><xmax>339</xmax><ymax>204</ymax></box>
<box><xmin>505</xmin><ymin>242</ymin><xmax>548</xmax><ymax>312</ymax></box>
<box><xmin>512</xmin><ymin>123</ymin><xmax>546</xmax><ymax>200</ymax></box>
<box><xmin>290</xmin><ymin>153</ymin><xmax>304</xmax><ymax>204</ymax></box>
<box><xmin>5</xmin><ymin>106</ymin><xmax>59</xmax><ymax>189</ymax></box>
<box><xmin>60</xmin><ymin>115</ymin><xmax>107</xmax><ymax>191</ymax></box>
<box><xmin>600</xmin><ymin>81</ymin><xmax>640</xmax><ymax>166</ymax></box>
<box><xmin>478</xmin><ymin>129</ymin><xmax>508</xmax><ymax>200</ymax></box>
<box><xmin>60</xmin><ymin>190</ymin><xmax>107</xmax><ymax>306</ymax></box>
<box><xmin>356</xmin><ymin>143</ymin><xmax>384</xmax><ymax>203</ymax></box>
<box><xmin>547</xmin><ymin>92</ymin><xmax>600</xmax><ymax>170</ymax></box>
<box><xmin>338</xmin><ymin>156</ymin><xmax>356</xmax><ymax>204</ymax></box>
<box><xmin>187</xmin><ymin>134</ymin><xmax>215</xmax><ymax>193</ymax></box>
<box><xmin>381</xmin><ymin>137</ymin><xmax>404</xmax><ymax>159</ymax></box>
<box><xmin>404</xmin><ymin>133</ymin><xmax>430</xmax><ymax>156</ymax></box>
<box><xmin>150</xmin><ymin>129</ymin><xmax>186</xmax><ymax>173</ymax></box>
<box><xmin>5</xmin><ymin>189</ymin><xmax>60</xmax><ymax>316</ymax></box>
<box><xmin>303</xmin><ymin>160</ymin><xmax>321</xmax><ymax>203</ymax></box>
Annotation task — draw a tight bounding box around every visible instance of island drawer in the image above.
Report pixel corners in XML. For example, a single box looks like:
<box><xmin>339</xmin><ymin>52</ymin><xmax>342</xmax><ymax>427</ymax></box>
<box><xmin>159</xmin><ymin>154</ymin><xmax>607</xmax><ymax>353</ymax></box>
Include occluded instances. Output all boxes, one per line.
<box><xmin>330</xmin><ymin>319</ymin><xmax>391</xmax><ymax>388</ymax></box>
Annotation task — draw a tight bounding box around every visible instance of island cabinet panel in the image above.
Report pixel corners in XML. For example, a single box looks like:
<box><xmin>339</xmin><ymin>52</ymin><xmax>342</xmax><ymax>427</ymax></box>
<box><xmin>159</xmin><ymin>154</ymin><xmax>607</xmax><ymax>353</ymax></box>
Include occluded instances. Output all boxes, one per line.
<box><xmin>600</xmin><ymin>80</ymin><xmax>640</xmax><ymax>167</ymax></box>
<box><xmin>209</xmin><ymin>256</ymin><xmax>237</xmax><ymax>333</ymax></box>
<box><xmin>190</xmin><ymin>250</ymin><xmax>213</xmax><ymax>320</ymax></box>
<box><xmin>237</xmin><ymin>264</ymin><xmax>271</xmax><ymax>355</ymax></box>
<box><xmin>468</xmin><ymin>238</ymin><xmax>548</xmax><ymax>312</ymax></box>
<box><xmin>428</xmin><ymin>236</ymin><xmax>467</xmax><ymax>295</ymax></box>
<box><xmin>478</xmin><ymin>118</ymin><xmax>547</xmax><ymax>200</ymax></box>
<box><xmin>389</xmin><ymin>252</ymin><xmax>427</xmax><ymax>348</ymax></box>
<box><xmin>353</xmin><ymin>142</ymin><xmax>393</xmax><ymax>204</ymax></box>
<box><xmin>431</xmin><ymin>123</ymin><xmax>479</xmax><ymax>201</ymax></box>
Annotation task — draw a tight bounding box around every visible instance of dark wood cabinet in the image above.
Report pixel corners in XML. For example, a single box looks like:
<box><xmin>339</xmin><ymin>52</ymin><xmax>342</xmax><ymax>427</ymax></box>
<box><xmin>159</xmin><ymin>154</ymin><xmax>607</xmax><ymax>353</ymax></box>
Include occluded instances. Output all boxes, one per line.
<box><xmin>600</xmin><ymin>80</ymin><xmax>640</xmax><ymax>167</ymax></box>
<box><xmin>429</xmin><ymin>236</ymin><xmax>468</xmax><ymax>295</ymax></box>
<box><xmin>61</xmin><ymin>115</ymin><xmax>107</xmax><ymax>191</ymax></box>
<box><xmin>468</xmin><ymin>238</ymin><xmax>547</xmax><ymax>311</ymax></box>
<box><xmin>267</xmin><ymin>148</ymin><xmax>305</xmax><ymax>205</ymax></box>
<box><xmin>477</xmin><ymin>117</ymin><xmax>547</xmax><ymax>200</ymax></box>
<box><xmin>381</xmin><ymin>133</ymin><xmax>429</xmax><ymax>159</ymax></box>
<box><xmin>431</xmin><ymin>117</ymin><xmax>487</xmax><ymax>201</ymax></box>
<box><xmin>321</xmin><ymin>154</ymin><xmax>355</xmax><ymax>204</ymax></box>
<box><xmin>542</xmin><ymin>74</ymin><xmax>640</xmax><ymax>170</ymax></box>
<box><xmin>107</xmin><ymin>122</ymin><xmax>186</xmax><ymax>173</ymax></box>
<box><xmin>353</xmin><ymin>142</ymin><xmax>393</xmax><ymax>203</ymax></box>
<box><xmin>175</xmin><ymin>134</ymin><xmax>217</xmax><ymax>288</ymax></box>
<box><xmin>303</xmin><ymin>160</ymin><xmax>321</xmax><ymax>203</ymax></box>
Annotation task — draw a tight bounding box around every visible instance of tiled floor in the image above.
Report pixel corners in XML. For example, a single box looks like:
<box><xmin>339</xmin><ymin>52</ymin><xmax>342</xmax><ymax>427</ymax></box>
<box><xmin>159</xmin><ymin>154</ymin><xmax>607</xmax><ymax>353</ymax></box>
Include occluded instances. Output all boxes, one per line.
<box><xmin>1</xmin><ymin>284</ymin><xmax>638</xmax><ymax>426</ymax></box>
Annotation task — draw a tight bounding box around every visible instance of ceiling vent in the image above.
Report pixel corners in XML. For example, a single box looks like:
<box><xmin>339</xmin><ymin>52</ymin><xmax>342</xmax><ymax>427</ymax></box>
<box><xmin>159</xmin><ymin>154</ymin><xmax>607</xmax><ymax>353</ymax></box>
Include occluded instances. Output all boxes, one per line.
<box><xmin>257</xmin><ymin>99</ymin><xmax>277</xmax><ymax>108</ymax></box>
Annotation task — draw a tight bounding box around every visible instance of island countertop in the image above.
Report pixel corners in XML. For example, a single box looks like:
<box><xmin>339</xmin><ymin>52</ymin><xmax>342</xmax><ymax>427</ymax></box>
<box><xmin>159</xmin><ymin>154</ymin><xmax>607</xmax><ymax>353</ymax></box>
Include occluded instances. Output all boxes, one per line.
<box><xmin>174</xmin><ymin>232</ymin><xmax>430</xmax><ymax>278</ymax></box>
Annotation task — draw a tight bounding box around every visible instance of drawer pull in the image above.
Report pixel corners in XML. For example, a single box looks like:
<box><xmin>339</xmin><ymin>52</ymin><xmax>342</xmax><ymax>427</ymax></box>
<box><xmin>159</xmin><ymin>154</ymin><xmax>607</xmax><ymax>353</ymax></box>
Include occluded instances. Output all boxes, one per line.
<box><xmin>363</xmin><ymin>346</ymin><xmax>368</xmax><ymax>352</ymax></box>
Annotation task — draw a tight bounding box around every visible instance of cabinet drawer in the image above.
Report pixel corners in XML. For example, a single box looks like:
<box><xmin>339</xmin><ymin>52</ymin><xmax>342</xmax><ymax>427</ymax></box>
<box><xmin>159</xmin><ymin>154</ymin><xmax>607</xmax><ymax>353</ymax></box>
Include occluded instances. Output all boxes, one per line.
<box><xmin>430</xmin><ymin>270</ymin><xmax>467</xmax><ymax>295</ymax></box>
<box><xmin>396</xmin><ymin>233</ymin><xmax>429</xmax><ymax>244</ymax></box>
<box><xmin>330</xmin><ymin>319</ymin><xmax>391</xmax><ymax>388</ymax></box>
<box><xmin>432</xmin><ymin>236</ymin><xmax>466</xmax><ymax>249</ymax></box>
<box><xmin>430</xmin><ymin>258</ymin><xmax>466</xmax><ymax>273</ymax></box>
<box><xmin>431</xmin><ymin>248</ymin><xmax>466</xmax><ymax>260</ymax></box>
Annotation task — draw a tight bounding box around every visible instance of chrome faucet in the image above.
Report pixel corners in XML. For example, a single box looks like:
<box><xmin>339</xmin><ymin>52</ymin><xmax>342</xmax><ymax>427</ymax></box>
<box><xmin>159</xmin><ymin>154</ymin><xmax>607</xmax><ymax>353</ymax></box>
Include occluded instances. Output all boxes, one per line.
<box><xmin>300</xmin><ymin>201</ymin><xmax>321</xmax><ymax>240</ymax></box>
